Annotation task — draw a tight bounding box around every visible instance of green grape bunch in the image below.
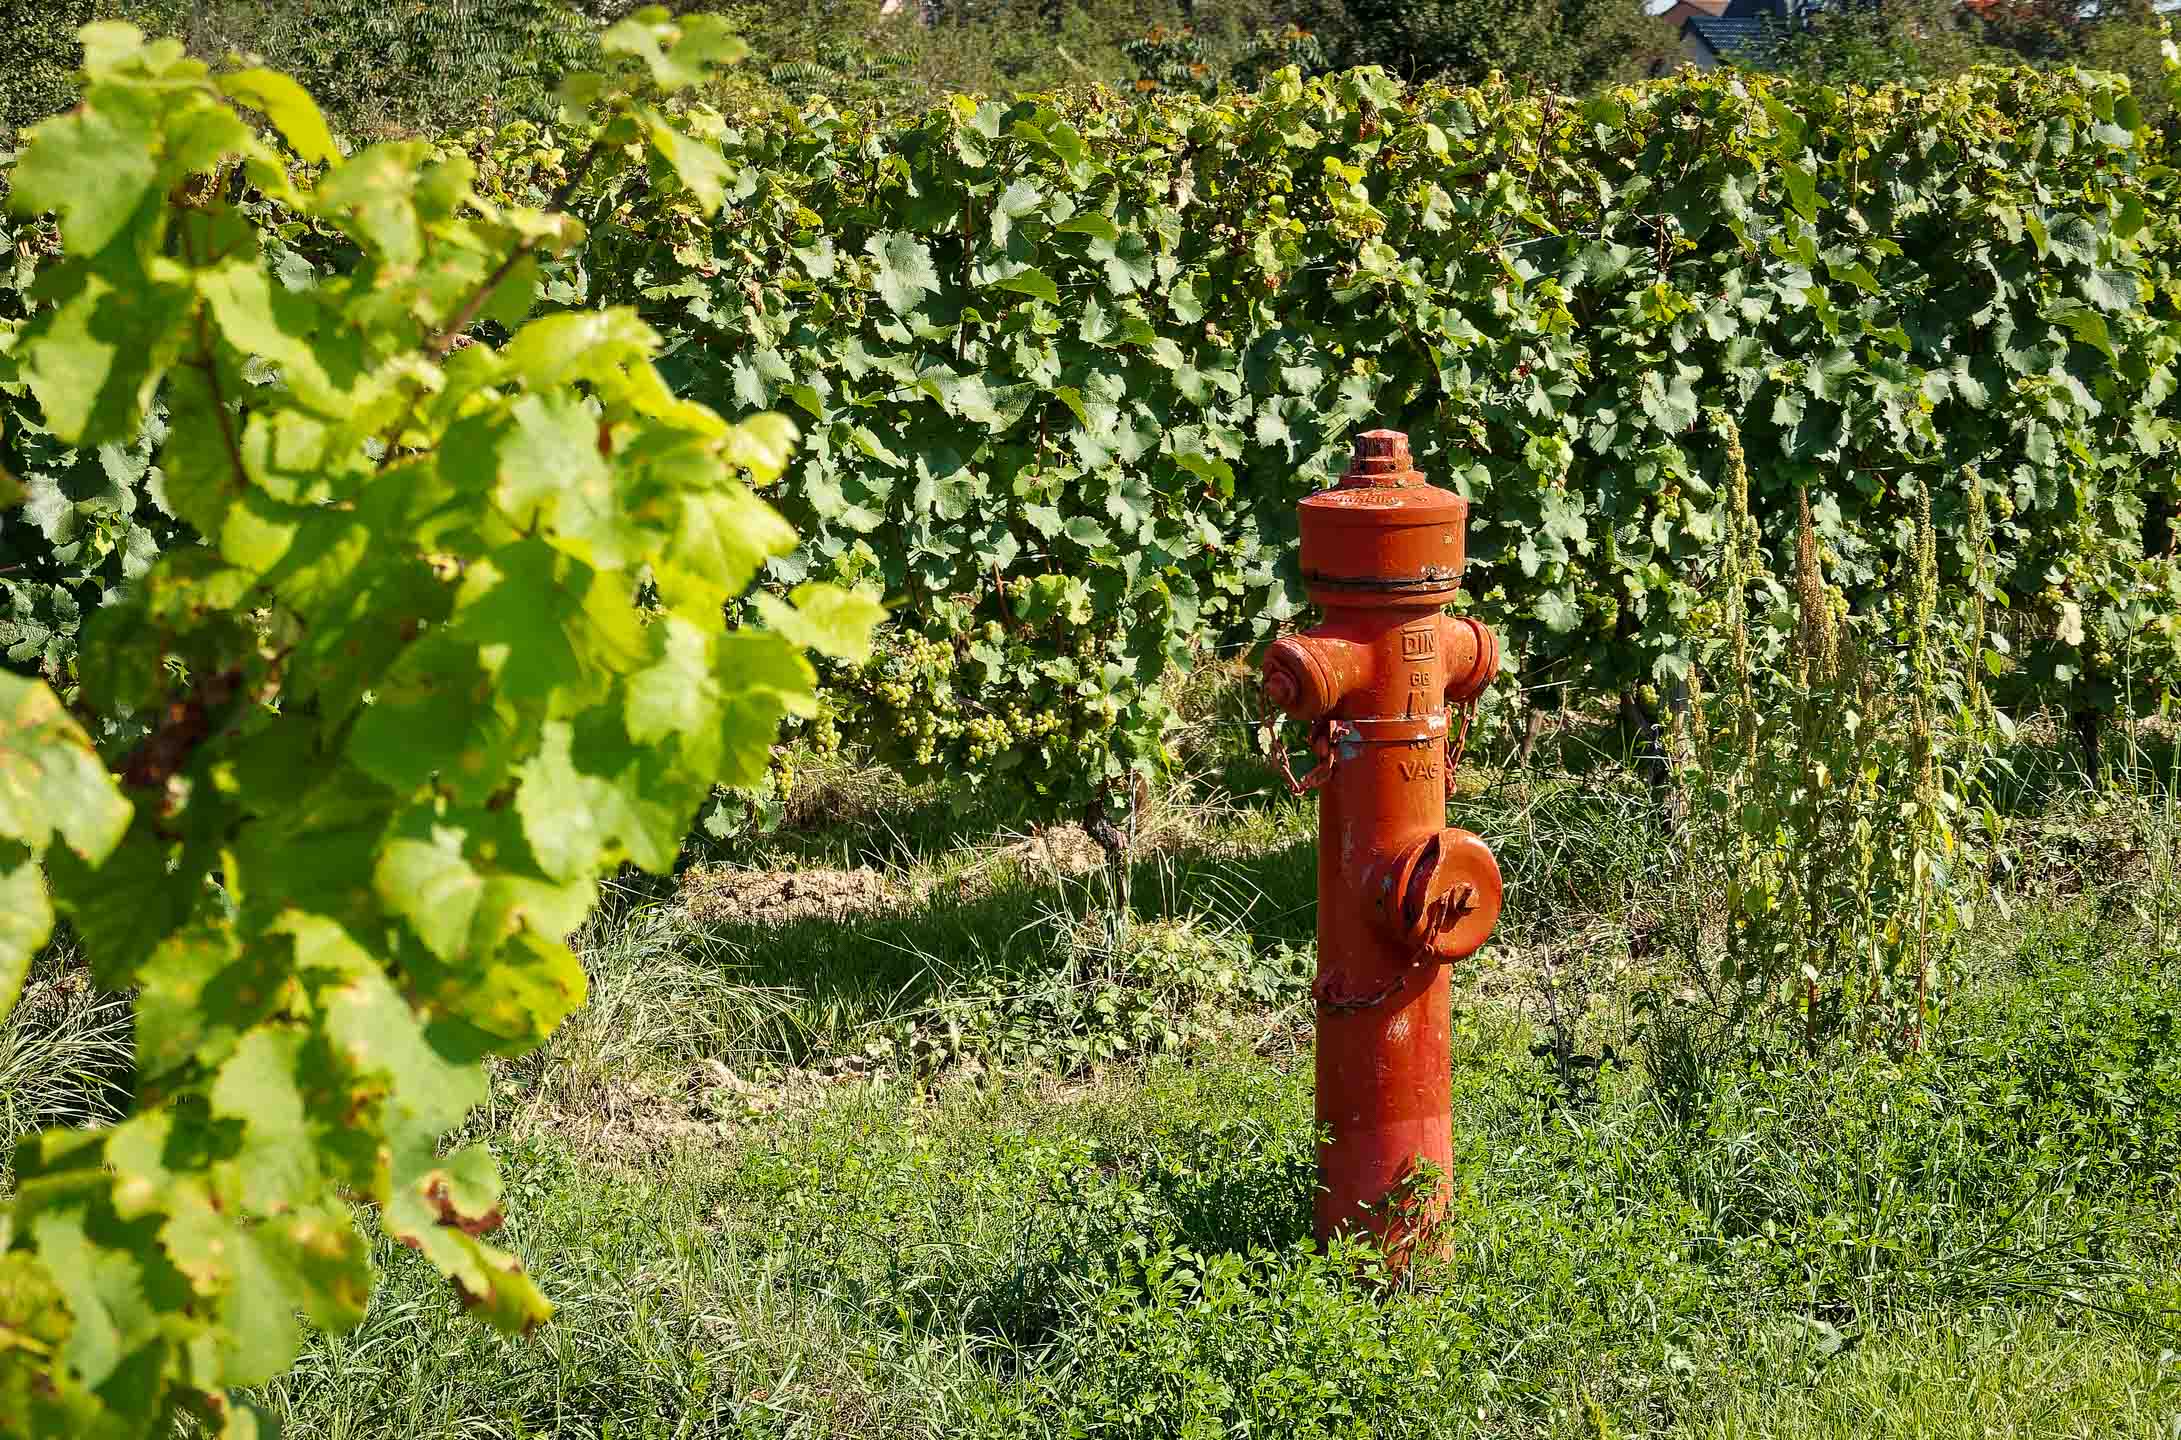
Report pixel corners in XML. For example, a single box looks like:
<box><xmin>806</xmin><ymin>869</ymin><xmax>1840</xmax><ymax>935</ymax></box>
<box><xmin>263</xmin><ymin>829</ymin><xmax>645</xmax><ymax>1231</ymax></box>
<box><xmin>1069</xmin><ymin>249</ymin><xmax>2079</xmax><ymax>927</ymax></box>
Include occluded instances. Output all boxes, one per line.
<box><xmin>841</xmin><ymin>593</ymin><xmax>1155</xmax><ymax>809</ymax></box>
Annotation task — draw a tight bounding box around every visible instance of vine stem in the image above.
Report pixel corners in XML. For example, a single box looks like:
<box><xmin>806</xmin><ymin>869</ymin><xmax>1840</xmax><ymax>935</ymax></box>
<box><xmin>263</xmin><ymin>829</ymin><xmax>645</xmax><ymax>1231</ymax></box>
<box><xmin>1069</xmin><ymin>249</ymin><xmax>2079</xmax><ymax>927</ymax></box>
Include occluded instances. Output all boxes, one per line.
<box><xmin>179</xmin><ymin>209</ymin><xmax>251</xmax><ymax>499</ymax></box>
<box><xmin>421</xmin><ymin>133</ymin><xmax>608</xmax><ymax>361</ymax></box>
<box><xmin>377</xmin><ymin>134</ymin><xmax>611</xmax><ymax>470</ymax></box>
<box><xmin>190</xmin><ymin>310</ymin><xmax>250</xmax><ymax>493</ymax></box>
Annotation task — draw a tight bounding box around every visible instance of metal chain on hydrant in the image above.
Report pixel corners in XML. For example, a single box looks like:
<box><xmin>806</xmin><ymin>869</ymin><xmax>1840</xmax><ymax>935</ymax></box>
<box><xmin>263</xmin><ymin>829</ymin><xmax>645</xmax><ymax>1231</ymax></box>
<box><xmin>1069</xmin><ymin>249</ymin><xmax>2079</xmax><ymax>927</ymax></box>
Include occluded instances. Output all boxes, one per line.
<box><xmin>1443</xmin><ymin>696</ymin><xmax>1477</xmax><ymax>804</ymax></box>
<box><xmin>1313</xmin><ymin>886</ymin><xmax>1480</xmax><ymax>1012</ymax></box>
<box><xmin>1313</xmin><ymin>966</ymin><xmax>1424</xmax><ymax>1013</ymax></box>
<box><xmin>1261</xmin><ymin>691</ymin><xmax>1343</xmax><ymax>797</ymax></box>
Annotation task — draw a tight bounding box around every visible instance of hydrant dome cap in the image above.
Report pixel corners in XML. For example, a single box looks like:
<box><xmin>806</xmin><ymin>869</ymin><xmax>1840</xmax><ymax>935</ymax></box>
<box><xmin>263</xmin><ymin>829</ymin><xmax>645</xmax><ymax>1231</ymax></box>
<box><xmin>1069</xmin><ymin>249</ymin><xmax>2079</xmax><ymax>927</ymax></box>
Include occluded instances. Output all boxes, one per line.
<box><xmin>1301</xmin><ymin>428</ymin><xmax>1471</xmax><ymax>600</ymax></box>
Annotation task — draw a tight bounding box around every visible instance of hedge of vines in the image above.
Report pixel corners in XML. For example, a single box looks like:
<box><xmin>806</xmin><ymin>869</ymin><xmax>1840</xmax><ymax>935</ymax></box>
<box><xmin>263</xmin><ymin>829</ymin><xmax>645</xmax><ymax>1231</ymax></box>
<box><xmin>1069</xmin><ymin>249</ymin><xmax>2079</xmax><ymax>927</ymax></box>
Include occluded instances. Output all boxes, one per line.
<box><xmin>10</xmin><ymin>63</ymin><xmax>2181</xmax><ymax>820</ymax></box>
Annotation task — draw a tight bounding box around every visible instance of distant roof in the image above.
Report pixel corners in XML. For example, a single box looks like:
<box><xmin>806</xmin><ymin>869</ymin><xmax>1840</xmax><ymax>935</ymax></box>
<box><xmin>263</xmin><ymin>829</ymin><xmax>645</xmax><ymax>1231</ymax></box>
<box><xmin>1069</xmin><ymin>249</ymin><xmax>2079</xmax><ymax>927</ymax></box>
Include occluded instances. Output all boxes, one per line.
<box><xmin>1683</xmin><ymin>12</ymin><xmax>1785</xmax><ymax>62</ymax></box>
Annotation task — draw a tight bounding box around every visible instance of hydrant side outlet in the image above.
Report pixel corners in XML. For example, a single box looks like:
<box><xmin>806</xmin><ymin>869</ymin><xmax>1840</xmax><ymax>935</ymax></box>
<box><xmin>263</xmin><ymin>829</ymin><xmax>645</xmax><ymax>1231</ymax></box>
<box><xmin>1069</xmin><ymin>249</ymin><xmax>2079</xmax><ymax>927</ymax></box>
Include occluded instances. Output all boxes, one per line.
<box><xmin>1260</xmin><ymin>428</ymin><xmax>1503</xmax><ymax>1265</ymax></box>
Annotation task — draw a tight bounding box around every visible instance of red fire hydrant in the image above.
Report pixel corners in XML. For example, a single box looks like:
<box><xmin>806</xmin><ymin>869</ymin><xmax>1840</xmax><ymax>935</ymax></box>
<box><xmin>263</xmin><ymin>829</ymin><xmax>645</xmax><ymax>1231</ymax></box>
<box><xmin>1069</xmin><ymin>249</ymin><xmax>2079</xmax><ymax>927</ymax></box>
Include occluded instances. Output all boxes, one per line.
<box><xmin>1261</xmin><ymin>429</ymin><xmax>1503</xmax><ymax>1262</ymax></box>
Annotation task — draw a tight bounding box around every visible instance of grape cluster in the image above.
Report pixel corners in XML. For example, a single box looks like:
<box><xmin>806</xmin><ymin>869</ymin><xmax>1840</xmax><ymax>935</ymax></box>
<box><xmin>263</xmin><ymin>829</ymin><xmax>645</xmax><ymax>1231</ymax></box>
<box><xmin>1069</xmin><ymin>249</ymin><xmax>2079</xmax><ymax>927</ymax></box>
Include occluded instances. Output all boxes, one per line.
<box><xmin>963</xmin><ymin>703</ymin><xmax>1070</xmax><ymax>763</ymax></box>
<box><xmin>810</xmin><ymin>706</ymin><xmax>841</xmax><ymax>756</ymax></box>
<box><xmin>850</xmin><ymin>625</ymin><xmax>1106</xmax><ymax>779</ymax></box>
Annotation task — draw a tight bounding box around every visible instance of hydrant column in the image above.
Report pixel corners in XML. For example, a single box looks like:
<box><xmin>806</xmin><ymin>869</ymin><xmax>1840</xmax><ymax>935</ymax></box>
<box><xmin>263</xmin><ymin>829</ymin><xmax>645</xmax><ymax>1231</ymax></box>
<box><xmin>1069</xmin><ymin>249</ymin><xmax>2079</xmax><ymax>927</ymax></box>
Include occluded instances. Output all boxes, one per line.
<box><xmin>1261</xmin><ymin>429</ymin><xmax>1502</xmax><ymax>1263</ymax></box>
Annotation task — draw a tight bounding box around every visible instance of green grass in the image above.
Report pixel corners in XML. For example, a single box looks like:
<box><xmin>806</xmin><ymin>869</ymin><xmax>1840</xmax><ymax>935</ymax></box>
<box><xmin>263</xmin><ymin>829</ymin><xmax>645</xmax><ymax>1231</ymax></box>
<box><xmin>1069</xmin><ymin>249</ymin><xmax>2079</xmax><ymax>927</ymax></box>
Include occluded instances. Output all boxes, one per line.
<box><xmin>6</xmin><ymin>701</ymin><xmax>2167</xmax><ymax>1437</ymax></box>
<box><xmin>258</xmin><ymin>922</ymin><xmax>2181</xmax><ymax>1435</ymax></box>
<box><xmin>1688</xmin><ymin>1315</ymin><xmax>2180</xmax><ymax>1439</ymax></box>
<box><xmin>0</xmin><ymin>940</ymin><xmax>130</xmax><ymax>1185</ymax></box>
<box><xmin>253</xmin><ymin>818</ymin><xmax>2181</xmax><ymax>1436</ymax></box>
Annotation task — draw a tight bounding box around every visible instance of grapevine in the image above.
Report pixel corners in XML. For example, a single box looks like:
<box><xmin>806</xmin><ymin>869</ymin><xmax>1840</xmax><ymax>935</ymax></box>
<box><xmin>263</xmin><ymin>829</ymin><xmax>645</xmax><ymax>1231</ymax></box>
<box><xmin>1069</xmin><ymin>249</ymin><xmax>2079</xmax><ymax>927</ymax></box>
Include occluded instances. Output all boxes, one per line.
<box><xmin>0</xmin><ymin>14</ymin><xmax>877</xmax><ymax>1437</ymax></box>
<box><xmin>595</xmin><ymin>63</ymin><xmax>2181</xmax><ymax>791</ymax></box>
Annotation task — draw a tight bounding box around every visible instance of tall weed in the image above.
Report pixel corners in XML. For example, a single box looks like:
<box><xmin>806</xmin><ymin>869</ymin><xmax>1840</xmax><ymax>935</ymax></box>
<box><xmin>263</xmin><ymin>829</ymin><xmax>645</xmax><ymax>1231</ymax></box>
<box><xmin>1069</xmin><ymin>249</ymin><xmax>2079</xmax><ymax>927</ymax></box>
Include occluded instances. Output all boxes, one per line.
<box><xmin>1654</xmin><ymin>421</ymin><xmax>2008</xmax><ymax>1063</ymax></box>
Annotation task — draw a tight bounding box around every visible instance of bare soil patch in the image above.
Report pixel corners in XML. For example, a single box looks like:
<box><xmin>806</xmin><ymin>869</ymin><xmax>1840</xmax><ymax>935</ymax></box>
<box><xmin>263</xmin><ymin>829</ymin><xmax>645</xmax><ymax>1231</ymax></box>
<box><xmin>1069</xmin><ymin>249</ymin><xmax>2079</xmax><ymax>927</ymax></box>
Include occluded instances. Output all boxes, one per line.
<box><xmin>676</xmin><ymin>823</ymin><xmax>1117</xmax><ymax>925</ymax></box>
<box><xmin>983</xmin><ymin>822</ymin><xmax>1108</xmax><ymax>878</ymax></box>
<box><xmin>677</xmin><ymin>863</ymin><xmax>906</xmax><ymax>926</ymax></box>
<box><xmin>508</xmin><ymin>1055</ymin><xmax>892</xmax><ymax>1164</ymax></box>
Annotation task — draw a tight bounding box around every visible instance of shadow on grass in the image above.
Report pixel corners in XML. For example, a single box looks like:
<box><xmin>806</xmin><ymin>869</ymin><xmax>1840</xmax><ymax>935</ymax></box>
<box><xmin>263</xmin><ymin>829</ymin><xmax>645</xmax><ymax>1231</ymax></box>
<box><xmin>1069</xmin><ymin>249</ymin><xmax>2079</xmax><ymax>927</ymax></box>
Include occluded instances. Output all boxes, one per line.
<box><xmin>689</xmin><ymin>779</ymin><xmax>1036</xmax><ymax>872</ymax></box>
<box><xmin>700</xmin><ymin>742</ymin><xmax>1312</xmax><ymax>877</ymax></box>
<box><xmin>665</xmin><ymin>698</ymin><xmax>2174</xmax><ymax>1065</ymax></box>
<box><xmin>682</xmin><ymin>766</ymin><xmax>1697</xmax><ymax>1059</ymax></box>
<box><xmin>686</xmin><ymin>828</ymin><xmax>1320</xmax><ymax>1055</ymax></box>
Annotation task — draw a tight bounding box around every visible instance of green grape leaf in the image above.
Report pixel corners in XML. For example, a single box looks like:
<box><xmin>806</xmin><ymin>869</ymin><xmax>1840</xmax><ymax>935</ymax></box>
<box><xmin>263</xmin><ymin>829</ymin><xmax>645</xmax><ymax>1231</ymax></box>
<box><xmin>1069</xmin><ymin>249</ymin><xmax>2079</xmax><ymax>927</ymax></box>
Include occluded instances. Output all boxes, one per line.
<box><xmin>449</xmin><ymin>394</ymin><xmax>638</xmax><ymax>567</ymax></box>
<box><xmin>655</xmin><ymin>484</ymin><xmax>799</xmax><ymax>614</ymax></box>
<box><xmin>227</xmin><ymin>1207</ymin><xmax>370</xmax><ymax>1360</ymax></box>
<box><xmin>642</xmin><ymin>109</ymin><xmax>733</xmax><ymax>217</ymax></box>
<box><xmin>197</xmin><ymin>258</ymin><xmax>354</xmax><ymax>413</ymax></box>
<box><xmin>1174</xmin><ymin>450</ymin><xmax>1234</xmax><ymax>492</ymax></box>
<box><xmin>513</xmin><ymin>720</ymin><xmax>686</xmax><ymax>882</ymax></box>
<box><xmin>131</xmin><ymin>926</ymin><xmax>291</xmax><ymax>1084</ymax></box>
<box><xmin>1781</xmin><ymin>161</ymin><xmax>1818</xmax><ymax>221</ymax></box>
<box><xmin>0</xmin><ymin>37</ymin><xmax>836</xmax><ymax>1436</ymax></box>
<box><xmin>750</xmin><ymin>583</ymin><xmax>886</xmax><ymax>663</ymax></box>
<box><xmin>724</xmin><ymin>412</ymin><xmax>801</xmax><ymax>483</ymax></box>
<box><xmin>715</xmin><ymin>631</ymin><xmax>819</xmax><ymax>783</ymax></box>
<box><xmin>992</xmin><ymin>178</ymin><xmax>1045</xmax><ymax>247</ymax></box>
<box><xmin>1057</xmin><ymin>213</ymin><xmax>1120</xmax><ymax>242</ymax></box>
<box><xmin>993</xmin><ymin>268</ymin><xmax>1061</xmax><ymax>304</ymax></box>
<box><xmin>348</xmin><ymin>642</ymin><xmax>521</xmax><ymax>802</ymax></box>
<box><xmin>373</xmin><ymin>808</ymin><xmax>596</xmax><ymax>968</ymax></box>
<box><xmin>0</xmin><ymin>672</ymin><xmax>131</xmax><ymax>863</ymax></box>
<box><xmin>1639</xmin><ymin>368</ymin><xmax>1699</xmax><ymax>435</ymax></box>
<box><xmin>0</xmin><ymin>1250</ymin><xmax>91</xmax><ymax>1435</ymax></box>
<box><xmin>0</xmin><ymin>859</ymin><xmax>53</xmax><ymax>1016</ymax></box>
<box><xmin>383</xmin><ymin>1214</ymin><xmax>552</xmax><ymax>1335</ymax></box>
<box><xmin>208</xmin><ymin>1027</ymin><xmax>324</xmax><ymax>1213</ymax></box>
<box><xmin>602</xmin><ymin>10</ymin><xmax>748</xmax><ymax>91</ymax></box>
<box><xmin>1824</xmin><ymin>257</ymin><xmax>1880</xmax><ymax>294</ymax></box>
<box><xmin>1535</xmin><ymin>590</ymin><xmax>1581</xmax><ymax>634</ymax></box>
<box><xmin>315</xmin><ymin>143</ymin><xmax>428</xmax><ymax>270</ymax></box>
<box><xmin>498</xmin><ymin>309</ymin><xmax>657</xmax><ymax>390</ymax></box>
<box><xmin>2046</xmin><ymin>213</ymin><xmax>2100</xmax><ymax>267</ymax></box>
<box><xmin>157</xmin><ymin>1193</ymin><xmax>316</xmax><ymax>1388</ymax></box>
<box><xmin>2046</xmin><ymin>301</ymin><xmax>2118</xmax><ymax>363</ymax></box>
<box><xmin>220</xmin><ymin>69</ymin><xmax>342</xmax><ymax>166</ymax></box>
<box><xmin>2078</xmin><ymin>266</ymin><xmax>2140</xmax><ymax>313</ymax></box>
<box><xmin>23</xmin><ymin>1204</ymin><xmax>144</xmax><ymax>1393</ymax></box>
<box><xmin>868</xmin><ymin>233</ymin><xmax>941</xmax><ymax>315</ymax></box>
<box><xmin>441</xmin><ymin>539</ymin><xmax>645</xmax><ymax>709</ymax></box>
<box><xmin>1089</xmin><ymin>230</ymin><xmax>1156</xmax><ymax>293</ymax></box>
<box><xmin>447</xmin><ymin>929</ymin><xmax>591</xmax><ymax>1055</ymax></box>
<box><xmin>19</xmin><ymin>261</ymin><xmax>191</xmax><ymax>447</ymax></box>
<box><xmin>292</xmin><ymin>914</ymin><xmax>487</xmax><ymax>1137</ymax></box>
<box><xmin>8</xmin><ymin>98</ymin><xmax>159</xmax><ymax>256</ymax></box>
<box><xmin>624</xmin><ymin>613</ymin><xmax>723</xmax><ymax>751</ymax></box>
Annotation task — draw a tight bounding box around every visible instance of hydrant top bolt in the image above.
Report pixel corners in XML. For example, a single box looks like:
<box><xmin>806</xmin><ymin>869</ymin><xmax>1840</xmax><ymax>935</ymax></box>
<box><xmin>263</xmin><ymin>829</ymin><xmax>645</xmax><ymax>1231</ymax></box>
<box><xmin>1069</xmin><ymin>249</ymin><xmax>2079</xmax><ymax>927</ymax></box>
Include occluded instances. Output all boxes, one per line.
<box><xmin>1352</xmin><ymin>429</ymin><xmax>1408</xmax><ymax>470</ymax></box>
<box><xmin>1338</xmin><ymin>428</ymin><xmax>1423</xmax><ymax>489</ymax></box>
